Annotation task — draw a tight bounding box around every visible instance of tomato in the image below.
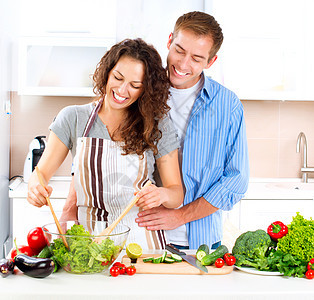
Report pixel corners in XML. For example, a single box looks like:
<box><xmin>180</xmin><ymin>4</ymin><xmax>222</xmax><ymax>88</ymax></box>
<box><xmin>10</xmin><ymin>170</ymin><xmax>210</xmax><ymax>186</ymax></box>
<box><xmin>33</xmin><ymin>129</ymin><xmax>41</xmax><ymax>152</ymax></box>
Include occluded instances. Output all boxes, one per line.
<box><xmin>27</xmin><ymin>227</ymin><xmax>47</xmax><ymax>252</ymax></box>
<box><xmin>215</xmin><ymin>258</ymin><xmax>224</xmax><ymax>268</ymax></box>
<box><xmin>112</xmin><ymin>262</ymin><xmax>122</xmax><ymax>268</ymax></box>
<box><xmin>305</xmin><ymin>269</ymin><xmax>314</xmax><ymax>279</ymax></box>
<box><xmin>223</xmin><ymin>253</ymin><xmax>236</xmax><ymax>266</ymax></box>
<box><xmin>11</xmin><ymin>245</ymin><xmax>34</xmax><ymax>260</ymax></box>
<box><xmin>110</xmin><ymin>266</ymin><xmax>120</xmax><ymax>277</ymax></box>
<box><xmin>101</xmin><ymin>261</ymin><xmax>109</xmax><ymax>266</ymax></box>
<box><xmin>126</xmin><ymin>265</ymin><xmax>136</xmax><ymax>275</ymax></box>
<box><xmin>307</xmin><ymin>258</ymin><xmax>314</xmax><ymax>270</ymax></box>
<box><xmin>118</xmin><ymin>264</ymin><xmax>126</xmax><ymax>275</ymax></box>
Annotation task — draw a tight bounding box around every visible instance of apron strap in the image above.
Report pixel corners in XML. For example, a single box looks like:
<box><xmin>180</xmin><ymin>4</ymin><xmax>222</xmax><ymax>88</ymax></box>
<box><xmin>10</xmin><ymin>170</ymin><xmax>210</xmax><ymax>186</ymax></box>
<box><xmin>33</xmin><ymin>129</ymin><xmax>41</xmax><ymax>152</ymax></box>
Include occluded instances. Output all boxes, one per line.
<box><xmin>82</xmin><ymin>98</ymin><xmax>104</xmax><ymax>137</ymax></box>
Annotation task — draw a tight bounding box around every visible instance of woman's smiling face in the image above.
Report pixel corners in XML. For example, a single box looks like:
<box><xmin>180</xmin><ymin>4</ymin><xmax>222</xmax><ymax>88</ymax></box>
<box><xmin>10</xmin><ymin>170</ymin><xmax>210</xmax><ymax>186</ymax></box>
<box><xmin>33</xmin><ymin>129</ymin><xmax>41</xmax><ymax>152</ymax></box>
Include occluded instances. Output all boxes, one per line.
<box><xmin>105</xmin><ymin>55</ymin><xmax>145</xmax><ymax>111</ymax></box>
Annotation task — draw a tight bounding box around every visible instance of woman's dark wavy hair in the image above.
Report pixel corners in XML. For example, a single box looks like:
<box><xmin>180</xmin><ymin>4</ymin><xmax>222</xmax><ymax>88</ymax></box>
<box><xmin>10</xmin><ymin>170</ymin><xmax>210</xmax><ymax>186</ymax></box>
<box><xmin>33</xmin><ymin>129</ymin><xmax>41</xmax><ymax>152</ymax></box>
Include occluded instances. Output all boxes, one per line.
<box><xmin>93</xmin><ymin>38</ymin><xmax>170</xmax><ymax>157</ymax></box>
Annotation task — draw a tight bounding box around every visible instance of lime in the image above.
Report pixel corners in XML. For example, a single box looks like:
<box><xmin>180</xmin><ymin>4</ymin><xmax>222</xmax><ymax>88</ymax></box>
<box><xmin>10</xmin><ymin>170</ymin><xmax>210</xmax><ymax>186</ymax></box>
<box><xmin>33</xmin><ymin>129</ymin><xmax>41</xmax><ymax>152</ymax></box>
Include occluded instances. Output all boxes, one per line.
<box><xmin>126</xmin><ymin>243</ymin><xmax>142</xmax><ymax>259</ymax></box>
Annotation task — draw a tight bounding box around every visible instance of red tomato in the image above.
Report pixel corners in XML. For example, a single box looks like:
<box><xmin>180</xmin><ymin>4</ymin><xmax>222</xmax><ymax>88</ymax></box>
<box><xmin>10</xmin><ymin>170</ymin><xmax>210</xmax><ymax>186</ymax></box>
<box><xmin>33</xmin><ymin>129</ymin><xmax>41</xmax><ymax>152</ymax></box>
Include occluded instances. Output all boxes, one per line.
<box><xmin>307</xmin><ymin>258</ymin><xmax>314</xmax><ymax>270</ymax></box>
<box><xmin>118</xmin><ymin>264</ymin><xmax>126</xmax><ymax>275</ymax></box>
<box><xmin>11</xmin><ymin>245</ymin><xmax>34</xmax><ymax>260</ymax></box>
<box><xmin>126</xmin><ymin>265</ymin><xmax>136</xmax><ymax>276</ymax></box>
<box><xmin>101</xmin><ymin>261</ymin><xmax>109</xmax><ymax>266</ymax></box>
<box><xmin>223</xmin><ymin>253</ymin><xmax>236</xmax><ymax>266</ymax></box>
<box><xmin>27</xmin><ymin>227</ymin><xmax>47</xmax><ymax>252</ymax></box>
<box><xmin>305</xmin><ymin>270</ymin><xmax>314</xmax><ymax>279</ymax></box>
<box><xmin>110</xmin><ymin>266</ymin><xmax>120</xmax><ymax>277</ymax></box>
<box><xmin>112</xmin><ymin>262</ymin><xmax>122</xmax><ymax>268</ymax></box>
<box><xmin>215</xmin><ymin>258</ymin><xmax>224</xmax><ymax>268</ymax></box>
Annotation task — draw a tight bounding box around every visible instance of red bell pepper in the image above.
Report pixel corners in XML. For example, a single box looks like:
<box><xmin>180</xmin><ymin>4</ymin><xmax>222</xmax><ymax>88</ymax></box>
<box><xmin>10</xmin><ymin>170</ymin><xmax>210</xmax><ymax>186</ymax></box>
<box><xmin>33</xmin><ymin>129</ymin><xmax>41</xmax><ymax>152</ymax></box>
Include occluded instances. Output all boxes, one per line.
<box><xmin>267</xmin><ymin>221</ymin><xmax>288</xmax><ymax>241</ymax></box>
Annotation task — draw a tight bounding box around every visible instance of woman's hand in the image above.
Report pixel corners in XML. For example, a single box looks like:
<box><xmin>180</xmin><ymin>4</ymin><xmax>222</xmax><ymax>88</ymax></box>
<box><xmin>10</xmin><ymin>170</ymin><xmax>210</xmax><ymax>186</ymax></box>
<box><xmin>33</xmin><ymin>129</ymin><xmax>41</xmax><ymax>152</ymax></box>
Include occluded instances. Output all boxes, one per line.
<box><xmin>27</xmin><ymin>180</ymin><xmax>52</xmax><ymax>207</ymax></box>
<box><xmin>135</xmin><ymin>184</ymin><xmax>168</xmax><ymax>210</ymax></box>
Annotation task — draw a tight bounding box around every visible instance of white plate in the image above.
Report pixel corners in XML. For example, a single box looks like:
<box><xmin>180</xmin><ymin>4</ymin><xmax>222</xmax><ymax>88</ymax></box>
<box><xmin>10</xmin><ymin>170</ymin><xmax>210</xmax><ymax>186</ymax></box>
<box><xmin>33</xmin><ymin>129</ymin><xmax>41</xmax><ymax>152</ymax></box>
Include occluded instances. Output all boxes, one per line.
<box><xmin>235</xmin><ymin>266</ymin><xmax>283</xmax><ymax>276</ymax></box>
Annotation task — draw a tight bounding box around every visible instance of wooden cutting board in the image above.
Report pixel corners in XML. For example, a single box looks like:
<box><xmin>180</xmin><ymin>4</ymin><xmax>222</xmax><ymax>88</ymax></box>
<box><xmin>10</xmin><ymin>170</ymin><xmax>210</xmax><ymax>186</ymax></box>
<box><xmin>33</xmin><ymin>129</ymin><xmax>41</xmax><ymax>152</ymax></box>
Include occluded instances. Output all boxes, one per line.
<box><xmin>121</xmin><ymin>254</ymin><xmax>233</xmax><ymax>275</ymax></box>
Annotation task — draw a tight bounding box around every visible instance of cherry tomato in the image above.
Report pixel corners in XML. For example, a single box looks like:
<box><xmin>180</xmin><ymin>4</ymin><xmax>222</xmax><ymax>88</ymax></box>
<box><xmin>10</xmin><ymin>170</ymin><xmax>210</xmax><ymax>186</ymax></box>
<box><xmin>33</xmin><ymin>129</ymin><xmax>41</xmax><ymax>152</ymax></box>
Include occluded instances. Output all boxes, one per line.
<box><xmin>223</xmin><ymin>253</ymin><xmax>236</xmax><ymax>266</ymax></box>
<box><xmin>101</xmin><ymin>261</ymin><xmax>109</xmax><ymax>266</ymax></box>
<box><xmin>305</xmin><ymin>269</ymin><xmax>314</xmax><ymax>279</ymax></box>
<box><xmin>118</xmin><ymin>264</ymin><xmax>126</xmax><ymax>275</ymax></box>
<box><xmin>27</xmin><ymin>227</ymin><xmax>47</xmax><ymax>252</ymax></box>
<box><xmin>112</xmin><ymin>262</ymin><xmax>122</xmax><ymax>268</ymax></box>
<box><xmin>307</xmin><ymin>258</ymin><xmax>314</xmax><ymax>270</ymax></box>
<box><xmin>11</xmin><ymin>245</ymin><xmax>34</xmax><ymax>260</ymax></box>
<box><xmin>126</xmin><ymin>265</ymin><xmax>136</xmax><ymax>275</ymax></box>
<box><xmin>215</xmin><ymin>258</ymin><xmax>224</xmax><ymax>268</ymax></box>
<box><xmin>110</xmin><ymin>266</ymin><xmax>120</xmax><ymax>277</ymax></box>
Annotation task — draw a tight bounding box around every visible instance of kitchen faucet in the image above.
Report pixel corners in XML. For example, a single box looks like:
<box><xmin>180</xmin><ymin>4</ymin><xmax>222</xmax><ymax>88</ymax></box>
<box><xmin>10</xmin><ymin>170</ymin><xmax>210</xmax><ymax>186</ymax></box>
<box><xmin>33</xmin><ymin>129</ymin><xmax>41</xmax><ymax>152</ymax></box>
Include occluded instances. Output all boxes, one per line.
<box><xmin>296</xmin><ymin>132</ymin><xmax>314</xmax><ymax>183</ymax></box>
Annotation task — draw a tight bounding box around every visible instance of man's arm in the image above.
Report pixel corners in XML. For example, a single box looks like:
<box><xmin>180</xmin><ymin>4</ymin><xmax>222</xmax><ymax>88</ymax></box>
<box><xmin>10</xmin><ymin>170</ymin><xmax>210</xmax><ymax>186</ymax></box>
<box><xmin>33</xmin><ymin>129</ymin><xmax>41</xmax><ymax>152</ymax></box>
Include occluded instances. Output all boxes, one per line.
<box><xmin>136</xmin><ymin>98</ymin><xmax>249</xmax><ymax>230</ymax></box>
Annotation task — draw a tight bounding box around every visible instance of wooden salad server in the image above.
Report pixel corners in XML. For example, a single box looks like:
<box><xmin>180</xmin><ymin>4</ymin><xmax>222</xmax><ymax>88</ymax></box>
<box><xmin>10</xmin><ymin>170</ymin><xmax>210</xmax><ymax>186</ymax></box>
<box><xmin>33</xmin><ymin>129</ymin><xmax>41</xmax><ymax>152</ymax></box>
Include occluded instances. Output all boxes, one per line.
<box><xmin>94</xmin><ymin>180</ymin><xmax>152</xmax><ymax>243</ymax></box>
<box><xmin>35</xmin><ymin>167</ymin><xmax>69</xmax><ymax>250</ymax></box>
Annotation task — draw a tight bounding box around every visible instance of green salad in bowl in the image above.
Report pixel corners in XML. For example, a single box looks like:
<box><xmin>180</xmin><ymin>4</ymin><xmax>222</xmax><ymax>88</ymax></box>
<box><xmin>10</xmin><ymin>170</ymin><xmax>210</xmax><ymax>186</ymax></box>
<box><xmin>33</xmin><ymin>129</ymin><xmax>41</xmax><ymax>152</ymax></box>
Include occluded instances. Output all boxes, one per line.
<box><xmin>42</xmin><ymin>221</ymin><xmax>130</xmax><ymax>274</ymax></box>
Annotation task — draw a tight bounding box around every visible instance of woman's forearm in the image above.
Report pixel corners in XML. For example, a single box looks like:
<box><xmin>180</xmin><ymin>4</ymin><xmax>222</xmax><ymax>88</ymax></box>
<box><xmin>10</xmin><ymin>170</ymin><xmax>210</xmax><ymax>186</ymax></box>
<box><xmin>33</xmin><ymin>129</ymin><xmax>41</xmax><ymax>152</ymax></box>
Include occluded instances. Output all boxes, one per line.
<box><xmin>160</xmin><ymin>184</ymin><xmax>184</xmax><ymax>208</ymax></box>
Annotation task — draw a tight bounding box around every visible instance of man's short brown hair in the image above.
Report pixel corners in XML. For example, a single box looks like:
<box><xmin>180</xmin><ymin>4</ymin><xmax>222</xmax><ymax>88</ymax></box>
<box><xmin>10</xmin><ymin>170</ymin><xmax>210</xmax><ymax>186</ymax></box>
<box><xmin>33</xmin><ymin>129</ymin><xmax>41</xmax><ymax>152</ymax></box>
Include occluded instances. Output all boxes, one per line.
<box><xmin>172</xmin><ymin>11</ymin><xmax>223</xmax><ymax>61</ymax></box>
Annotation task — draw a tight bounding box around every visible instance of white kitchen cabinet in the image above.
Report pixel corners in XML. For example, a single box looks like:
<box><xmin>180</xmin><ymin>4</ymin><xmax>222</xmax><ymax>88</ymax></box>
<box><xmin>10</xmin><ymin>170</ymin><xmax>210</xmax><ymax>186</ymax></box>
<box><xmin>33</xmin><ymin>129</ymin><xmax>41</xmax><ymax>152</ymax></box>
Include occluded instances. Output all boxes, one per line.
<box><xmin>9</xmin><ymin>178</ymin><xmax>71</xmax><ymax>247</ymax></box>
<box><xmin>11</xmin><ymin>197</ymin><xmax>66</xmax><ymax>245</ymax></box>
<box><xmin>18</xmin><ymin>37</ymin><xmax>115</xmax><ymax>96</ymax></box>
<box><xmin>19</xmin><ymin>0</ymin><xmax>116</xmax><ymax>39</ymax></box>
<box><xmin>209</xmin><ymin>0</ymin><xmax>314</xmax><ymax>101</ymax></box>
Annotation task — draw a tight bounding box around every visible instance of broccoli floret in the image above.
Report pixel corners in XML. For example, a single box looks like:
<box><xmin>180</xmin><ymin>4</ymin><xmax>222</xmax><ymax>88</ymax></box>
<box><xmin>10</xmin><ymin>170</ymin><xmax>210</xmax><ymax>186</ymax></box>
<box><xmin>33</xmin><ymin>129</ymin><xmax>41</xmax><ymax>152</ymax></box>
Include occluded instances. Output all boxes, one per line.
<box><xmin>233</xmin><ymin>254</ymin><xmax>259</xmax><ymax>269</ymax></box>
<box><xmin>232</xmin><ymin>229</ymin><xmax>272</xmax><ymax>270</ymax></box>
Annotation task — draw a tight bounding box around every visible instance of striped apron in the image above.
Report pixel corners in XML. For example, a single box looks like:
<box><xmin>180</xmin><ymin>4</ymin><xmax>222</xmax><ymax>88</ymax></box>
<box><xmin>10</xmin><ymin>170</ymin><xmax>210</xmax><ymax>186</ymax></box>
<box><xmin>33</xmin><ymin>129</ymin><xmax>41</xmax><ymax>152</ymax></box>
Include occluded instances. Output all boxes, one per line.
<box><xmin>72</xmin><ymin>99</ymin><xmax>167</xmax><ymax>249</ymax></box>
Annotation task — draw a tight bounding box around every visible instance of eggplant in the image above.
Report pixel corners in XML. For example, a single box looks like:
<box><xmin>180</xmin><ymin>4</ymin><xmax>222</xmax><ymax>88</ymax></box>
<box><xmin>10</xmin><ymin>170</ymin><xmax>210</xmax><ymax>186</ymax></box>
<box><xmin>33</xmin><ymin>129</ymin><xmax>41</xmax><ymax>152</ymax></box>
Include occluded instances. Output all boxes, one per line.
<box><xmin>0</xmin><ymin>259</ymin><xmax>15</xmax><ymax>278</ymax></box>
<box><xmin>14</xmin><ymin>254</ymin><xmax>55</xmax><ymax>278</ymax></box>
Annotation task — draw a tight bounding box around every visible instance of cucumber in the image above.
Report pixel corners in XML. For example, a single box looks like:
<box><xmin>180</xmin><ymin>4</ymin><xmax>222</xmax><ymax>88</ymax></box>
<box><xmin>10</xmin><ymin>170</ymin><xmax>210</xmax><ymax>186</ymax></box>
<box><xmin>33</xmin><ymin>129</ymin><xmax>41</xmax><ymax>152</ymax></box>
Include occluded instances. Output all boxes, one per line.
<box><xmin>161</xmin><ymin>251</ymin><xmax>167</xmax><ymax>262</ymax></box>
<box><xmin>51</xmin><ymin>256</ymin><xmax>60</xmax><ymax>273</ymax></box>
<box><xmin>153</xmin><ymin>256</ymin><xmax>163</xmax><ymax>264</ymax></box>
<box><xmin>164</xmin><ymin>257</ymin><xmax>175</xmax><ymax>263</ymax></box>
<box><xmin>201</xmin><ymin>245</ymin><xmax>228</xmax><ymax>266</ymax></box>
<box><xmin>171</xmin><ymin>253</ymin><xmax>183</xmax><ymax>262</ymax></box>
<box><xmin>37</xmin><ymin>246</ymin><xmax>52</xmax><ymax>258</ymax></box>
<box><xmin>143</xmin><ymin>257</ymin><xmax>154</xmax><ymax>263</ymax></box>
<box><xmin>196</xmin><ymin>244</ymin><xmax>210</xmax><ymax>261</ymax></box>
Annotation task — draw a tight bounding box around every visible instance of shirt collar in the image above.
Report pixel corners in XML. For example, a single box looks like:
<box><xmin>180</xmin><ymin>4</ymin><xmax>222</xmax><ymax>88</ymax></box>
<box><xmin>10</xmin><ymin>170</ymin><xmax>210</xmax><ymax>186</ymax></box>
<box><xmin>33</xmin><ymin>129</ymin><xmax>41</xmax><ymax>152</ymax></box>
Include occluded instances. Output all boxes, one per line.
<box><xmin>198</xmin><ymin>72</ymin><xmax>215</xmax><ymax>105</ymax></box>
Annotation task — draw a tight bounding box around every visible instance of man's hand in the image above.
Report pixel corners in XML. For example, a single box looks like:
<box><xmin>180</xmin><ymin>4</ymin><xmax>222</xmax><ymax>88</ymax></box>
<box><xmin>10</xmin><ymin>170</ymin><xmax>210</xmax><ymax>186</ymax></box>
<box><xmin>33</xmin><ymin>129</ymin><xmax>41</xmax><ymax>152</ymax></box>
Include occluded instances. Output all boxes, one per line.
<box><xmin>135</xmin><ymin>206</ymin><xmax>184</xmax><ymax>231</ymax></box>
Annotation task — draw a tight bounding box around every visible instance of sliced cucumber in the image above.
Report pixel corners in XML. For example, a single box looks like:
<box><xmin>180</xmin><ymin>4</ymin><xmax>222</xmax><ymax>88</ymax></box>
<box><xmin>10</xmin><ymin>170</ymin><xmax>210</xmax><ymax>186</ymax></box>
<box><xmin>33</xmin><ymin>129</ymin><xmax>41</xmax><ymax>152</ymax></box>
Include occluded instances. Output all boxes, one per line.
<box><xmin>196</xmin><ymin>244</ymin><xmax>210</xmax><ymax>261</ymax></box>
<box><xmin>143</xmin><ymin>257</ymin><xmax>154</xmax><ymax>263</ymax></box>
<box><xmin>171</xmin><ymin>253</ymin><xmax>183</xmax><ymax>262</ymax></box>
<box><xmin>164</xmin><ymin>257</ymin><xmax>175</xmax><ymax>263</ymax></box>
<box><xmin>161</xmin><ymin>251</ymin><xmax>167</xmax><ymax>262</ymax></box>
<box><xmin>153</xmin><ymin>256</ymin><xmax>163</xmax><ymax>264</ymax></box>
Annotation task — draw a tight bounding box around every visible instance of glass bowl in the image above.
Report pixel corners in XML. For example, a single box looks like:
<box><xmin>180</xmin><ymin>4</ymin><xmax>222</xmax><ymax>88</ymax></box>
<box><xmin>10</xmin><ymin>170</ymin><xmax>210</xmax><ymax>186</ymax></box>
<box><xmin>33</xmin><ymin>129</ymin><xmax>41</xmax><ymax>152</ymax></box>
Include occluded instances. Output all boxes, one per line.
<box><xmin>42</xmin><ymin>220</ymin><xmax>130</xmax><ymax>274</ymax></box>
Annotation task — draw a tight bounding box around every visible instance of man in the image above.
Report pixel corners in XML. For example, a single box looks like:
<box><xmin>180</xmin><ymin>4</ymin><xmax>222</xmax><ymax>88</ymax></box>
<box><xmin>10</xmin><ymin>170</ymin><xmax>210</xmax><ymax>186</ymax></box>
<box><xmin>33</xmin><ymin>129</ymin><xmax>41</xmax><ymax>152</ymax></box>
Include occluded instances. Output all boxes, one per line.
<box><xmin>135</xmin><ymin>11</ymin><xmax>249</xmax><ymax>250</ymax></box>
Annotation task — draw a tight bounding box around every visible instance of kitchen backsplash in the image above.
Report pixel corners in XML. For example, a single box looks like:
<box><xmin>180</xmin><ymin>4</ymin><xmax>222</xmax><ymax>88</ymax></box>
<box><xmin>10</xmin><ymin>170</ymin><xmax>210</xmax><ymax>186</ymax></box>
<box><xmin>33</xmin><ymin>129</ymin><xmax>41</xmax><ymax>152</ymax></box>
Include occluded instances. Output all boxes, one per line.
<box><xmin>9</xmin><ymin>92</ymin><xmax>314</xmax><ymax>179</ymax></box>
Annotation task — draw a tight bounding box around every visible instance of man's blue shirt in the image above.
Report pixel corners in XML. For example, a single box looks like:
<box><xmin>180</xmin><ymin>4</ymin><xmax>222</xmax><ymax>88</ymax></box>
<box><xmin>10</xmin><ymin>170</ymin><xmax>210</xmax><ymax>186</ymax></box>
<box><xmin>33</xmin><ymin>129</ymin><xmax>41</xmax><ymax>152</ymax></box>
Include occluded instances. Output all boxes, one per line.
<box><xmin>182</xmin><ymin>74</ymin><xmax>249</xmax><ymax>249</ymax></box>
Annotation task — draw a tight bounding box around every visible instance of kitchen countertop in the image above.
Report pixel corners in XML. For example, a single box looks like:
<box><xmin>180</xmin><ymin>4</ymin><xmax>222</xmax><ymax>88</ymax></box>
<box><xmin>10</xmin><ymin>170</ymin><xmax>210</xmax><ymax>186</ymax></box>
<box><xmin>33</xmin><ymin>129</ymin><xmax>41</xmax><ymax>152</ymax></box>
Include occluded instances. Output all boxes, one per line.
<box><xmin>1</xmin><ymin>250</ymin><xmax>313</xmax><ymax>300</ymax></box>
<box><xmin>9</xmin><ymin>176</ymin><xmax>72</xmax><ymax>199</ymax></box>
<box><xmin>244</xmin><ymin>178</ymin><xmax>314</xmax><ymax>199</ymax></box>
<box><xmin>9</xmin><ymin>177</ymin><xmax>314</xmax><ymax>200</ymax></box>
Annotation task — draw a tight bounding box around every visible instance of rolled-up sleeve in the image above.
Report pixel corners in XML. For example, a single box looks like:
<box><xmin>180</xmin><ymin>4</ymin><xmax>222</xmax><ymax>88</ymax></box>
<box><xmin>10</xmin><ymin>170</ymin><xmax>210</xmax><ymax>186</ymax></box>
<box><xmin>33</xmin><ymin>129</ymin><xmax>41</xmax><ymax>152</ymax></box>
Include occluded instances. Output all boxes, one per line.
<box><xmin>202</xmin><ymin>102</ymin><xmax>249</xmax><ymax>210</ymax></box>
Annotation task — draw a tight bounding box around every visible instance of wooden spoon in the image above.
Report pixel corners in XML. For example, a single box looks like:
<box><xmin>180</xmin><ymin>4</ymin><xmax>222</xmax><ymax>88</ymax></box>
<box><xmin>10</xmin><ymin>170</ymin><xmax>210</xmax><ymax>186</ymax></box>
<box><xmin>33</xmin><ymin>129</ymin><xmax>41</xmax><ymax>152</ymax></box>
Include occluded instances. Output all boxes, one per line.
<box><xmin>35</xmin><ymin>167</ymin><xmax>69</xmax><ymax>250</ymax></box>
<box><xmin>94</xmin><ymin>180</ymin><xmax>152</xmax><ymax>243</ymax></box>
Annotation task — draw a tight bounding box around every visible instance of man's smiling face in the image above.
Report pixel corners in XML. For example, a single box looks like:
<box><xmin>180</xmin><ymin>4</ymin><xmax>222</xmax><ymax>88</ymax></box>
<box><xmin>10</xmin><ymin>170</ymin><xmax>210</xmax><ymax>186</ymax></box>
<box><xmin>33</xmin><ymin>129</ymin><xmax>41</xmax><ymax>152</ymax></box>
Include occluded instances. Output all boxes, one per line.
<box><xmin>167</xmin><ymin>29</ymin><xmax>217</xmax><ymax>89</ymax></box>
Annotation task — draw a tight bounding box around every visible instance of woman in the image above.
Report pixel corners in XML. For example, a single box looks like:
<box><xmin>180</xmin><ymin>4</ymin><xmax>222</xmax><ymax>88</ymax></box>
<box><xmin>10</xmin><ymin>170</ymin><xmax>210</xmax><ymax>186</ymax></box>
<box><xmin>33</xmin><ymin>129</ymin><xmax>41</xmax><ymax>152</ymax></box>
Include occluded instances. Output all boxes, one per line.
<box><xmin>27</xmin><ymin>38</ymin><xmax>183</xmax><ymax>249</ymax></box>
